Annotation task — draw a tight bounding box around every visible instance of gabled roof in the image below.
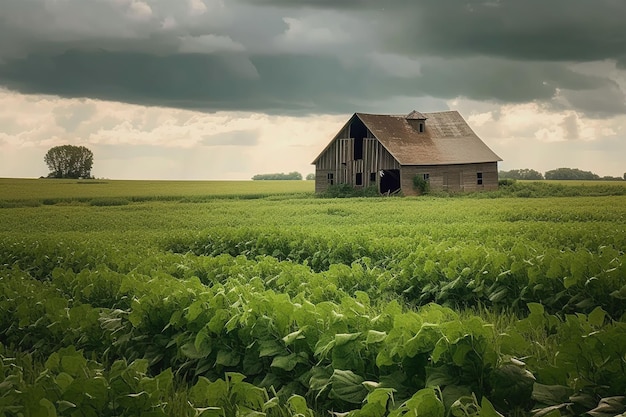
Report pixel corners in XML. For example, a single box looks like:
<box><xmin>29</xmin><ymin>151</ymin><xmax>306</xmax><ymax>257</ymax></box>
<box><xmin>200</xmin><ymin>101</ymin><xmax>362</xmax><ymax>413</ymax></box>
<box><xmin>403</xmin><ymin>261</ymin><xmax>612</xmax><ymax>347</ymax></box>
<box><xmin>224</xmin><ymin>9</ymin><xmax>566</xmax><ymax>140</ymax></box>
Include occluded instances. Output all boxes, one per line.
<box><xmin>313</xmin><ymin>110</ymin><xmax>502</xmax><ymax>166</ymax></box>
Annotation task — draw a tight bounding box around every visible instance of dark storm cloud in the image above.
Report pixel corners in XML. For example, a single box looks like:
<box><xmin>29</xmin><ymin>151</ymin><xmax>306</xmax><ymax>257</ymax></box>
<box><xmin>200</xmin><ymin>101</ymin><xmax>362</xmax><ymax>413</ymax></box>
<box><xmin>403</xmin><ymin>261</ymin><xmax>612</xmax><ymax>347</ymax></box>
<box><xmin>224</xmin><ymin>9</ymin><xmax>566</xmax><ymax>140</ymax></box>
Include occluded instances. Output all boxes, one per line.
<box><xmin>0</xmin><ymin>49</ymin><xmax>414</xmax><ymax>114</ymax></box>
<box><xmin>385</xmin><ymin>1</ymin><xmax>626</xmax><ymax>63</ymax></box>
<box><xmin>255</xmin><ymin>0</ymin><xmax>626</xmax><ymax>62</ymax></box>
<box><xmin>0</xmin><ymin>0</ymin><xmax>625</xmax><ymax>116</ymax></box>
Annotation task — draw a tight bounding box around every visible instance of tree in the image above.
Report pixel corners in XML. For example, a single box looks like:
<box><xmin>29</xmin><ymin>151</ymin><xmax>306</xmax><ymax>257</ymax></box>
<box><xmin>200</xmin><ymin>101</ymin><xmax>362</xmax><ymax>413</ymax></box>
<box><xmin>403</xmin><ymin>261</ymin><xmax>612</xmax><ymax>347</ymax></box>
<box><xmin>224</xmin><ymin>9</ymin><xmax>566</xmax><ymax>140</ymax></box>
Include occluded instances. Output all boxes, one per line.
<box><xmin>544</xmin><ymin>167</ymin><xmax>599</xmax><ymax>180</ymax></box>
<box><xmin>305</xmin><ymin>173</ymin><xmax>315</xmax><ymax>180</ymax></box>
<box><xmin>44</xmin><ymin>145</ymin><xmax>94</xmax><ymax>179</ymax></box>
<box><xmin>499</xmin><ymin>169</ymin><xmax>543</xmax><ymax>180</ymax></box>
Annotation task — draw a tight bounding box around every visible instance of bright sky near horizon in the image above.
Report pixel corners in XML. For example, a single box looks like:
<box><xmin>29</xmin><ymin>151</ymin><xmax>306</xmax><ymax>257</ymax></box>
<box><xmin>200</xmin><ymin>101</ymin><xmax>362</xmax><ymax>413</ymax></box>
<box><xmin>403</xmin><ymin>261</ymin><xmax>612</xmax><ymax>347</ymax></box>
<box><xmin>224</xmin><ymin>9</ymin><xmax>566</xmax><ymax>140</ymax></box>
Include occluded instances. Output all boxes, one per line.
<box><xmin>1</xmin><ymin>0</ymin><xmax>625</xmax><ymax>180</ymax></box>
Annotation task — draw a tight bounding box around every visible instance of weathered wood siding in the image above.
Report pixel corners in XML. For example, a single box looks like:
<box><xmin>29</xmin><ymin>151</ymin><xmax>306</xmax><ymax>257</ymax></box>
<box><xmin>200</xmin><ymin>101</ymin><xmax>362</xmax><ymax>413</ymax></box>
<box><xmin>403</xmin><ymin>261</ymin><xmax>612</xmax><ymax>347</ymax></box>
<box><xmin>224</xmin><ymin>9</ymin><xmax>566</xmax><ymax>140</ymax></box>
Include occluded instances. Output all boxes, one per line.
<box><xmin>314</xmin><ymin>131</ymin><xmax>400</xmax><ymax>193</ymax></box>
<box><xmin>400</xmin><ymin>162</ymin><xmax>499</xmax><ymax>195</ymax></box>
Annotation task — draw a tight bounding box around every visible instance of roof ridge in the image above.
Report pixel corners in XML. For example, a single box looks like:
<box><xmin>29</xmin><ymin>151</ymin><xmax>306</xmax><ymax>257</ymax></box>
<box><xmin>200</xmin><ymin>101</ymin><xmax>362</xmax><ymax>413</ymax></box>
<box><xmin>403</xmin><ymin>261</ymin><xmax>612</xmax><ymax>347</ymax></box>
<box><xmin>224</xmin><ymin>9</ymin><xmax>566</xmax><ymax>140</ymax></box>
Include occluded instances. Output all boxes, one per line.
<box><xmin>356</xmin><ymin>110</ymin><xmax>458</xmax><ymax>118</ymax></box>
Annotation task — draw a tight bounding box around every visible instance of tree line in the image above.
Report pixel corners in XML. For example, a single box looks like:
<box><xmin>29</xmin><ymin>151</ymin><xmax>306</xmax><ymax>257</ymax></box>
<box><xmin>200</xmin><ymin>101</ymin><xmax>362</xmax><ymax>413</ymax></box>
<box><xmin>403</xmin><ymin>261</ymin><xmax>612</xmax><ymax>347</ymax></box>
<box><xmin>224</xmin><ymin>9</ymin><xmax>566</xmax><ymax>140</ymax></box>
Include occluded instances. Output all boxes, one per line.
<box><xmin>500</xmin><ymin>168</ymin><xmax>625</xmax><ymax>181</ymax></box>
<box><xmin>252</xmin><ymin>172</ymin><xmax>315</xmax><ymax>180</ymax></box>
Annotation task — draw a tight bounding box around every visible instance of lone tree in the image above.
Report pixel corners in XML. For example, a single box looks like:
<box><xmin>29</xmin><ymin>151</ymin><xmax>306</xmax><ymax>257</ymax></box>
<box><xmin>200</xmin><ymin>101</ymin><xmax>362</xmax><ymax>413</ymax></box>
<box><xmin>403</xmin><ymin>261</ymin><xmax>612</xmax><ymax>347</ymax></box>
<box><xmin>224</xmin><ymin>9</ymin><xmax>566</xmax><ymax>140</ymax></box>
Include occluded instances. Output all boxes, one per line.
<box><xmin>44</xmin><ymin>145</ymin><xmax>94</xmax><ymax>179</ymax></box>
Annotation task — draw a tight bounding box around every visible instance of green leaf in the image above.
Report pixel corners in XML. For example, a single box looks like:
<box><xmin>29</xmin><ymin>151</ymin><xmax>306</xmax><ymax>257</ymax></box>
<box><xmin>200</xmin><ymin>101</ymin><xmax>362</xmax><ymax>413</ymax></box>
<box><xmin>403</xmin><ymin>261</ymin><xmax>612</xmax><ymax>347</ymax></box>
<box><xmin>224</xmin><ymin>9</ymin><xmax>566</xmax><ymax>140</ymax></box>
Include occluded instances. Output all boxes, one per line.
<box><xmin>186</xmin><ymin>300</ymin><xmax>205</xmax><ymax>323</ymax></box>
<box><xmin>308</xmin><ymin>366</ymin><xmax>332</xmax><ymax>394</ymax></box>
<box><xmin>479</xmin><ymin>397</ymin><xmax>504</xmax><ymax>417</ymax></box>
<box><xmin>405</xmin><ymin>324</ymin><xmax>441</xmax><ymax>357</ymax></box>
<box><xmin>55</xmin><ymin>372</ymin><xmax>74</xmax><ymax>392</ymax></box>
<box><xmin>59</xmin><ymin>350</ymin><xmax>88</xmax><ymax>377</ymax></box>
<box><xmin>451</xmin><ymin>342</ymin><xmax>473</xmax><ymax>366</ymax></box>
<box><xmin>288</xmin><ymin>395</ymin><xmax>314</xmax><ymax>417</ymax></box>
<box><xmin>271</xmin><ymin>354</ymin><xmax>299</xmax><ymax>371</ymax></box>
<box><xmin>588</xmin><ymin>307</ymin><xmax>606</xmax><ymax>328</ymax></box>
<box><xmin>283</xmin><ymin>328</ymin><xmax>306</xmax><ymax>345</ymax></box>
<box><xmin>190</xmin><ymin>377</ymin><xmax>227</xmax><ymax>406</ymax></box>
<box><xmin>140</xmin><ymin>368</ymin><xmax>174</xmax><ymax>397</ymax></box>
<box><xmin>258</xmin><ymin>339</ymin><xmax>284</xmax><ymax>358</ymax></box>
<box><xmin>38</xmin><ymin>398</ymin><xmax>57</xmax><ymax>417</ymax></box>
<box><xmin>335</xmin><ymin>333</ymin><xmax>361</xmax><ymax>347</ymax></box>
<box><xmin>365</xmin><ymin>388</ymin><xmax>395</xmax><ymax>409</ymax></box>
<box><xmin>531</xmin><ymin>383</ymin><xmax>573</xmax><ymax>405</ymax></box>
<box><xmin>45</xmin><ymin>352</ymin><xmax>61</xmax><ymax>372</ymax></box>
<box><xmin>563</xmin><ymin>275</ymin><xmax>577</xmax><ymax>289</ymax></box>
<box><xmin>181</xmin><ymin>342</ymin><xmax>210</xmax><ymax>359</ymax></box>
<box><xmin>391</xmin><ymin>387</ymin><xmax>444</xmax><ymax>417</ymax></box>
<box><xmin>610</xmin><ymin>285</ymin><xmax>626</xmax><ymax>300</ymax></box>
<box><xmin>216</xmin><ymin>350</ymin><xmax>240</xmax><ymax>367</ymax></box>
<box><xmin>366</xmin><ymin>330</ymin><xmax>387</xmax><ymax>344</ymax></box>
<box><xmin>329</xmin><ymin>370</ymin><xmax>367</xmax><ymax>404</ymax></box>
<box><xmin>489</xmin><ymin>364</ymin><xmax>534</xmax><ymax>408</ymax></box>
<box><xmin>194</xmin><ymin>326</ymin><xmax>213</xmax><ymax>354</ymax></box>
<box><xmin>56</xmin><ymin>400</ymin><xmax>76</xmax><ymax>413</ymax></box>
<box><xmin>426</xmin><ymin>366</ymin><xmax>459</xmax><ymax>387</ymax></box>
<box><xmin>488</xmin><ymin>286</ymin><xmax>508</xmax><ymax>303</ymax></box>
<box><xmin>208</xmin><ymin>309</ymin><xmax>230</xmax><ymax>334</ymax></box>
<box><xmin>587</xmin><ymin>396</ymin><xmax>626</xmax><ymax>417</ymax></box>
<box><xmin>527</xmin><ymin>303</ymin><xmax>545</xmax><ymax>316</ymax></box>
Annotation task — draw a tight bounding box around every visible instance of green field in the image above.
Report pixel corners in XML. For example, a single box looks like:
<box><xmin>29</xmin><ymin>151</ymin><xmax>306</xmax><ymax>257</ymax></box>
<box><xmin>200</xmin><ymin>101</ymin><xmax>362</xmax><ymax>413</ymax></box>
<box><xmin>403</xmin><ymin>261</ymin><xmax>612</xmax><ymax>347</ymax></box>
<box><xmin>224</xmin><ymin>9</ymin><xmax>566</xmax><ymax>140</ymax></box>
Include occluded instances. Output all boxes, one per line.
<box><xmin>0</xmin><ymin>178</ymin><xmax>314</xmax><ymax>202</ymax></box>
<box><xmin>1</xmin><ymin>179</ymin><xmax>626</xmax><ymax>416</ymax></box>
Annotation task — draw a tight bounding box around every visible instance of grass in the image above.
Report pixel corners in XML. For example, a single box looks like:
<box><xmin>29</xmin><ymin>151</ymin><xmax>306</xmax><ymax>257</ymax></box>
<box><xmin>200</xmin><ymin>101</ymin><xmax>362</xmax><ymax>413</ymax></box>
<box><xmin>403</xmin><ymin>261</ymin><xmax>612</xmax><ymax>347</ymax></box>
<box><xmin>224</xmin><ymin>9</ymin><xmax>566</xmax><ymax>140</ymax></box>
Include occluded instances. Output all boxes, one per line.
<box><xmin>3</xmin><ymin>178</ymin><xmax>626</xmax><ymax>207</ymax></box>
<box><xmin>523</xmin><ymin>179</ymin><xmax>626</xmax><ymax>186</ymax></box>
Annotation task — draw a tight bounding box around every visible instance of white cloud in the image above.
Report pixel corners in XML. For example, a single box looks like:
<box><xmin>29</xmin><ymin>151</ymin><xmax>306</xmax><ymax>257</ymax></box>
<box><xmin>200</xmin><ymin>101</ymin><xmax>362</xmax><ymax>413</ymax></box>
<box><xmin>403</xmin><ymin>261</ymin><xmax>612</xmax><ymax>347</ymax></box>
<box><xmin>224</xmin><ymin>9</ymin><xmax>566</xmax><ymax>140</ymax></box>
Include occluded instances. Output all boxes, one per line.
<box><xmin>126</xmin><ymin>1</ymin><xmax>153</xmax><ymax>21</ymax></box>
<box><xmin>1</xmin><ymin>88</ymin><xmax>624</xmax><ymax>180</ymax></box>
<box><xmin>161</xmin><ymin>16</ymin><xmax>178</xmax><ymax>30</ymax></box>
<box><xmin>0</xmin><ymin>89</ymin><xmax>344</xmax><ymax>180</ymax></box>
<box><xmin>454</xmin><ymin>99</ymin><xmax>626</xmax><ymax>176</ymax></box>
<box><xmin>189</xmin><ymin>0</ymin><xmax>208</xmax><ymax>16</ymax></box>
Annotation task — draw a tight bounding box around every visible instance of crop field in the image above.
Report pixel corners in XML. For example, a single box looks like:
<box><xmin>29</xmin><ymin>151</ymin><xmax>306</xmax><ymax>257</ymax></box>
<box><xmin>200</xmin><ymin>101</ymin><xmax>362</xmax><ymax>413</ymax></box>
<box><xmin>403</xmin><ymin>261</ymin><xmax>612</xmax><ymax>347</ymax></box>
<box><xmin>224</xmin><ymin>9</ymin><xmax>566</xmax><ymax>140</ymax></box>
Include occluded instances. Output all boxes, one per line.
<box><xmin>1</xmin><ymin>178</ymin><xmax>626</xmax><ymax>416</ymax></box>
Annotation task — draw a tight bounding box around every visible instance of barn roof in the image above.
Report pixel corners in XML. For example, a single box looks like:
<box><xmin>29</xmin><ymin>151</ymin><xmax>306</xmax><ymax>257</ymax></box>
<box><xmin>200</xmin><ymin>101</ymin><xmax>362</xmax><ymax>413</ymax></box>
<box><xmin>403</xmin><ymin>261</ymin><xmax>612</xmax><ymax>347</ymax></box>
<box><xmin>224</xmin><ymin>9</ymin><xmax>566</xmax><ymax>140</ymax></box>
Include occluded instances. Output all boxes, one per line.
<box><xmin>312</xmin><ymin>110</ymin><xmax>501</xmax><ymax>166</ymax></box>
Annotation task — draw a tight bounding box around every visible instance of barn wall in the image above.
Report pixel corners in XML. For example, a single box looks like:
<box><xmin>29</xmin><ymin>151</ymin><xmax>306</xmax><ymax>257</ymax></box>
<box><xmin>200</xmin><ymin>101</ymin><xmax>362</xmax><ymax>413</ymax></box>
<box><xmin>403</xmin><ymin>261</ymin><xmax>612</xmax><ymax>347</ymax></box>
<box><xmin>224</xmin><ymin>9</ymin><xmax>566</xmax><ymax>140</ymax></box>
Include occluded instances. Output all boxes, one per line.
<box><xmin>315</xmin><ymin>133</ymin><xmax>400</xmax><ymax>193</ymax></box>
<box><xmin>401</xmin><ymin>162</ymin><xmax>499</xmax><ymax>195</ymax></box>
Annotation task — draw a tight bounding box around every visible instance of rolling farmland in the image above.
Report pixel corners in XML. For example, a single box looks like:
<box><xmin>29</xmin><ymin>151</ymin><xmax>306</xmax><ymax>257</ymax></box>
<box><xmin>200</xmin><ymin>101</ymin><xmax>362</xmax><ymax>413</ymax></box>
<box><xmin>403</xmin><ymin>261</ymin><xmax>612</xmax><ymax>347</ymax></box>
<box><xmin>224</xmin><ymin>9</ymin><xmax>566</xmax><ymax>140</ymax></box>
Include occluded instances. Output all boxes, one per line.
<box><xmin>1</xmin><ymin>179</ymin><xmax>625</xmax><ymax>416</ymax></box>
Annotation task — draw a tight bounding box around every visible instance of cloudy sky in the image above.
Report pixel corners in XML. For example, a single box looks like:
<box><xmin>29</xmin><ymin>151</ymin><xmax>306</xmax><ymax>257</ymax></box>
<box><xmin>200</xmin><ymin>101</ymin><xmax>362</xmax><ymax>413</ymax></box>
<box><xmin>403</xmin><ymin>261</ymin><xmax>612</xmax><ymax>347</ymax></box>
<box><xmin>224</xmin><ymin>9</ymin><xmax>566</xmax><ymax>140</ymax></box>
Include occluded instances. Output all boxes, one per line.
<box><xmin>1</xmin><ymin>0</ymin><xmax>625</xmax><ymax>180</ymax></box>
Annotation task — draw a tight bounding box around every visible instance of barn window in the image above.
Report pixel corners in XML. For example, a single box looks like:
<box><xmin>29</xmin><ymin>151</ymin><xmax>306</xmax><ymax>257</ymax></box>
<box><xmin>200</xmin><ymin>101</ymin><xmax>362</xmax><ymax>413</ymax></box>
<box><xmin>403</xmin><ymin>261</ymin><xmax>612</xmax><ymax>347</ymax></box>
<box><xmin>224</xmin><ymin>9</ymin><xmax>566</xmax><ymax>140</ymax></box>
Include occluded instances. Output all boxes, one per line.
<box><xmin>370</xmin><ymin>172</ymin><xmax>376</xmax><ymax>183</ymax></box>
<box><xmin>477</xmin><ymin>172</ymin><xmax>483</xmax><ymax>185</ymax></box>
<box><xmin>419</xmin><ymin>122</ymin><xmax>425</xmax><ymax>133</ymax></box>
<box><xmin>356</xmin><ymin>172</ymin><xmax>363</xmax><ymax>186</ymax></box>
<box><xmin>328</xmin><ymin>172</ymin><xmax>334</xmax><ymax>185</ymax></box>
<box><xmin>423</xmin><ymin>173</ymin><xmax>430</xmax><ymax>181</ymax></box>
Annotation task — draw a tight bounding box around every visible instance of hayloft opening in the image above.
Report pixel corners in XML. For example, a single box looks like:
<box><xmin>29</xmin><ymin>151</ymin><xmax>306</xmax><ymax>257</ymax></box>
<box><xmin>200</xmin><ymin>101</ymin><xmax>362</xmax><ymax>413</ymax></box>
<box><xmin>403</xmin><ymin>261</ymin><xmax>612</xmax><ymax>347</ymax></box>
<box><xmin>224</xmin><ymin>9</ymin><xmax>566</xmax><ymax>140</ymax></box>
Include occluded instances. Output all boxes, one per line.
<box><xmin>380</xmin><ymin>169</ymin><xmax>400</xmax><ymax>194</ymax></box>
<box><xmin>350</xmin><ymin>118</ymin><xmax>368</xmax><ymax>160</ymax></box>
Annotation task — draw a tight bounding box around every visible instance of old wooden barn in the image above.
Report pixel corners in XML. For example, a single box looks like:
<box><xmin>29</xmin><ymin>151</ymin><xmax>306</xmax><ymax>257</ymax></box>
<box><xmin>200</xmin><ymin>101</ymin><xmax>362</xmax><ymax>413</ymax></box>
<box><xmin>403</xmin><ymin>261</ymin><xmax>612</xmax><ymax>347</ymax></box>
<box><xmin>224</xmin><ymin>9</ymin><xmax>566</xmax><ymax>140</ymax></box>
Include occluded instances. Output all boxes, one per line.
<box><xmin>312</xmin><ymin>110</ymin><xmax>502</xmax><ymax>195</ymax></box>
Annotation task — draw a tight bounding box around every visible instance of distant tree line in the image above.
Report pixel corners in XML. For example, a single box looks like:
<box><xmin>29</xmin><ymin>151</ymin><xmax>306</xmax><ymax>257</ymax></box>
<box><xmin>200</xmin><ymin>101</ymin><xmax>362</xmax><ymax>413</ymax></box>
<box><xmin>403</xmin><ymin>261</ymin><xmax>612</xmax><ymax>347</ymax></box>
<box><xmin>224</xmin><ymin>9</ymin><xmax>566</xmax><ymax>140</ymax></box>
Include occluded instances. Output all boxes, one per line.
<box><xmin>252</xmin><ymin>172</ymin><xmax>303</xmax><ymax>180</ymax></box>
<box><xmin>498</xmin><ymin>169</ymin><xmax>544</xmax><ymax>180</ymax></box>
<box><xmin>500</xmin><ymin>167</ymin><xmax>625</xmax><ymax>181</ymax></box>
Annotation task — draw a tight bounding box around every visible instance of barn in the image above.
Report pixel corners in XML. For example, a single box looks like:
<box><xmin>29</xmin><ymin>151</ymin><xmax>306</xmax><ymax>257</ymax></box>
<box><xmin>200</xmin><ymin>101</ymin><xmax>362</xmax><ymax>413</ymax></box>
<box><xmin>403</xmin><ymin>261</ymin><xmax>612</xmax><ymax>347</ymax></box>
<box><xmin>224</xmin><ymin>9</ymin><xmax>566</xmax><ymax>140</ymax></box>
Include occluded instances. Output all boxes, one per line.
<box><xmin>312</xmin><ymin>110</ymin><xmax>502</xmax><ymax>195</ymax></box>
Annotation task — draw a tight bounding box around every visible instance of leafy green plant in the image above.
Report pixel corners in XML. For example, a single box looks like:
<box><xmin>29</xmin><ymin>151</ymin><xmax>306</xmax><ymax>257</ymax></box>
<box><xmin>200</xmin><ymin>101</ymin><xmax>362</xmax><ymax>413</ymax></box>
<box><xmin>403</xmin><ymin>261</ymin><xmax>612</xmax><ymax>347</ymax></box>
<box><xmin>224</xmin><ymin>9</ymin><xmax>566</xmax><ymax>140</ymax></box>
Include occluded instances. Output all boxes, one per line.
<box><xmin>412</xmin><ymin>175</ymin><xmax>430</xmax><ymax>195</ymax></box>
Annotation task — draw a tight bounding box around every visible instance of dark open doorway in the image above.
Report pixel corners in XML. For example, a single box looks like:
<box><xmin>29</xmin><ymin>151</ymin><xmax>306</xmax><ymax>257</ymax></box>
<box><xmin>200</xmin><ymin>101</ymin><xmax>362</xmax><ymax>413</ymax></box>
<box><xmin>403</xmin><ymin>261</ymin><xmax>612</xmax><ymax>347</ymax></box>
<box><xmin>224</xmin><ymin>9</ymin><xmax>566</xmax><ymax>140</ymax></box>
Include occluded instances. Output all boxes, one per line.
<box><xmin>350</xmin><ymin>118</ymin><xmax>367</xmax><ymax>160</ymax></box>
<box><xmin>380</xmin><ymin>169</ymin><xmax>400</xmax><ymax>194</ymax></box>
